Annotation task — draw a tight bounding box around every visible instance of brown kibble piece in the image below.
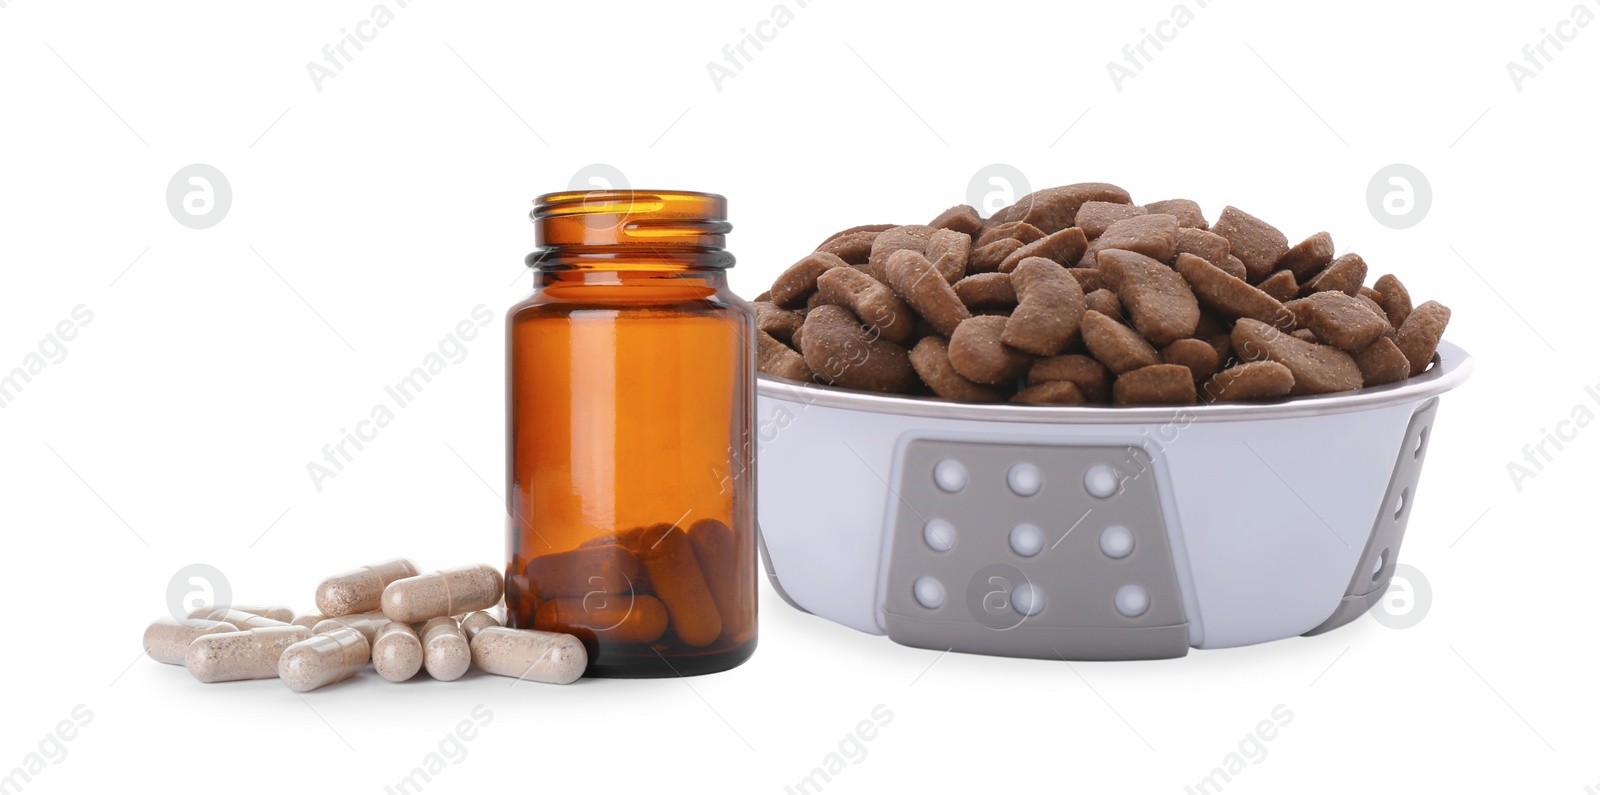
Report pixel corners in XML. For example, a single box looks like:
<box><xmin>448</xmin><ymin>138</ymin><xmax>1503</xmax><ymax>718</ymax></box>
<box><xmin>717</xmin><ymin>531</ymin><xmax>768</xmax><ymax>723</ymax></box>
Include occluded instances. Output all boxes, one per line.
<box><xmin>1210</xmin><ymin>206</ymin><xmax>1289</xmax><ymax>283</ymax></box>
<box><xmin>924</xmin><ymin>228</ymin><xmax>971</xmax><ymax>284</ymax></box>
<box><xmin>1092</xmin><ymin>214</ymin><xmax>1180</xmax><ymax>263</ymax></box>
<box><xmin>1067</xmin><ymin>268</ymin><xmax>1104</xmax><ymax>293</ymax></box>
<box><xmin>800</xmin><ymin>305</ymin><xmax>918</xmax><ymax>393</ymax></box>
<box><xmin>1173</xmin><ymin>253</ymin><xmax>1294</xmax><ymax>329</ymax></box>
<box><xmin>1012</xmin><ymin>380</ymin><xmax>1087</xmax><ymax>405</ymax></box>
<box><xmin>883</xmin><ymin>249</ymin><xmax>971</xmax><ymax>336</ymax></box>
<box><xmin>1301</xmin><ymin>253</ymin><xmax>1367</xmax><ymax>297</ymax></box>
<box><xmin>976</xmin><ymin>221</ymin><xmax>1046</xmax><ymax>248</ymax></box>
<box><xmin>910</xmin><ymin>337</ymin><xmax>1007</xmax><ymax>402</ymax></box>
<box><xmin>1081</xmin><ymin>310</ymin><xmax>1161</xmax><ymax>374</ymax></box>
<box><xmin>1174</xmin><ymin>227</ymin><xmax>1231</xmax><ymax>266</ymax></box>
<box><xmin>1374</xmin><ymin>274</ymin><xmax>1413</xmax><ymax>329</ymax></box>
<box><xmin>1113</xmin><ymin>364</ymin><xmax>1197</xmax><ymax>405</ymax></box>
<box><xmin>1075</xmin><ymin>201</ymin><xmax>1146</xmax><ymax>238</ymax></box>
<box><xmin>1216</xmin><ymin>254</ymin><xmax>1250</xmax><ymax>282</ymax></box>
<box><xmin>929</xmin><ymin>205</ymin><xmax>984</xmax><ymax>237</ymax></box>
<box><xmin>988</xmin><ymin>183</ymin><xmax>1133</xmax><ymax>234</ymax></box>
<box><xmin>1084</xmin><ymin>288</ymin><xmax>1122</xmax><ymax>318</ymax></box>
<box><xmin>818</xmin><ymin>224</ymin><xmax>896</xmax><ymax>248</ymax></box>
<box><xmin>1098</xmin><ymin>249</ymin><xmax>1199</xmax><ymax>346</ymax></box>
<box><xmin>815</xmin><ymin>267</ymin><xmax>917</xmax><ymax>343</ymax></box>
<box><xmin>1161</xmin><ymin>338</ymin><xmax>1222</xmax><ymax>382</ymax></box>
<box><xmin>1001</xmin><ymin>257</ymin><xmax>1085</xmax><ymax>356</ymax></box>
<box><xmin>1142</xmin><ymin>199</ymin><xmax>1208</xmax><ymax>229</ymax></box>
<box><xmin>1297</xmin><ymin>291</ymin><xmax>1392</xmax><ymax>352</ymax></box>
<box><xmin>1356</xmin><ymin>336</ymin><xmax>1411</xmax><ymax>386</ymax></box>
<box><xmin>1276</xmin><ymin>232</ymin><xmax>1335</xmax><ymax>280</ymax></box>
<box><xmin>999</xmin><ymin>227</ymin><xmax>1089</xmax><ymax>271</ymax></box>
<box><xmin>953</xmin><ymin>272</ymin><xmax>1016</xmax><ymax>309</ymax></box>
<box><xmin>1232</xmin><ymin>318</ymin><xmax>1363</xmax><ymax>395</ymax></box>
<box><xmin>816</xmin><ymin>230</ymin><xmax>880</xmax><ymax>265</ymax></box>
<box><xmin>1202</xmin><ymin>361</ymin><xmax>1295</xmax><ymax>402</ymax></box>
<box><xmin>771</xmin><ymin>251</ymin><xmax>849</xmax><ymax>308</ymax></box>
<box><xmin>1257</xmin><ymin>270</ymin><xmax>1299</xmax><ymax>302</ymax></box>
<box><xmin>755</xmin><ymin>301</ymin><xmax>803</xmax><ymax>345</ymax></box>
<box><xmin>1291</xmin><ymin>329</ymin><xmax>1319</xmax><ymax>342</ymax></box>
<box><xmin>967</xmin><ymin>238</ymin><xmax>1024</xmax><ymax>273</ymax></box>
<box><xmin>948</xmin><ymin>315</ymin><xmax>1033</xmax><ymax>384</ymax></box>
<box><xmin>1395</xmin><ymin>300</ymin><xmax>1450</xmax><ymax>376</ymax></box>
<box><xmin>867</xmin><ymin>225</ymin><xmax>937</xmax><ymax>281</ymax></box>
<box><xmin>1027</xmin><ymin>355</ymin><xmax>1111</xmax><ymax>402</ymax></box>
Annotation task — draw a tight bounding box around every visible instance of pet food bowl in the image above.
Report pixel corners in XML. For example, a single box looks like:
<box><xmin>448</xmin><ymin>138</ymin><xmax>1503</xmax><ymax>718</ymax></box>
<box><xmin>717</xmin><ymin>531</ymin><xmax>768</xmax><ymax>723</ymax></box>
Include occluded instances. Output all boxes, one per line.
<box><xmin>754</xmin><ymin>341</ymin><xmax>1472</xmax><ymax>660</ymax></box>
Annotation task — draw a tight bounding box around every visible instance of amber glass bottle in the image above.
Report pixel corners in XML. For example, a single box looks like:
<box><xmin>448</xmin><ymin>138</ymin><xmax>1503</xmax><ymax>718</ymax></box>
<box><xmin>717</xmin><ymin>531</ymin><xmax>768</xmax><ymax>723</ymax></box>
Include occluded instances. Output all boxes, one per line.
<box><xmin>506</xmin><ymin>189</ymin><xmax>756</xmax><ymax>677</ymax></box>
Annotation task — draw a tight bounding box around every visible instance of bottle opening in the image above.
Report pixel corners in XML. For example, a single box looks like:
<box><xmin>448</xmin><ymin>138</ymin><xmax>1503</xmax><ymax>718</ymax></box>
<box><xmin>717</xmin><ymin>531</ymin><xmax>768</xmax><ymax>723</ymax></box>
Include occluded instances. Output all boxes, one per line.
<box><xmin>533</xmin><ymin>189</ymin><xmax>731</xmax><ymax>250</ymax></box>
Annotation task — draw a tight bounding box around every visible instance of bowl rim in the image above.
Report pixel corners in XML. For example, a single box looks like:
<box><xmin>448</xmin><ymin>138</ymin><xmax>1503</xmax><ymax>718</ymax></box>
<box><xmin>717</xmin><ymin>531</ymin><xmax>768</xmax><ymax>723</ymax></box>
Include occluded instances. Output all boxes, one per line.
<box><xmin>756</xmin><ymin>340</ymin><xmax>1473</xmax><ymax>424</ymax></box>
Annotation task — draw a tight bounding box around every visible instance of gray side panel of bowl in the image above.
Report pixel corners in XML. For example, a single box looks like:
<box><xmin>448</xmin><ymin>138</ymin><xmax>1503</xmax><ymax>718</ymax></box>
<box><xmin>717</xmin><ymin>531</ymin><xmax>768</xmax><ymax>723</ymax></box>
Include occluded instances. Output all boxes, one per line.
<box><xmin>757</xmin><ymin>521</ymin><xmax>811</xmax><ymax>615</ymax></box>
<box><xmin>1304</xmin><ymin>397</ymin><xmax>1439</xmax><ymax>636</ymax></box>
<box><xmin>880</xmin><ymin>439</ymin><xmax>1188</xmax><ymax>661</ymax></box>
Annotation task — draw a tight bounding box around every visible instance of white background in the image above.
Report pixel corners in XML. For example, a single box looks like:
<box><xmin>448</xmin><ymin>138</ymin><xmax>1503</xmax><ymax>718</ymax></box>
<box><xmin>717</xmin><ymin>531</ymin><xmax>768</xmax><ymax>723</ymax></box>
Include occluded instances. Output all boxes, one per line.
<box><xmin>2</xmin><ymin>1</ymin><xmax>1597</xmax><ymax>793</ymax></box>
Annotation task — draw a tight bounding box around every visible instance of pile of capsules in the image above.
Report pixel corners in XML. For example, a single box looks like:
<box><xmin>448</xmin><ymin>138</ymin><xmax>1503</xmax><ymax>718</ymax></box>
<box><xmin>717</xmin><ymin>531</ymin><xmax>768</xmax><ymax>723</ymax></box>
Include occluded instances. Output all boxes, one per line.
<box><xmin>142</xmin><ymin>559</ymin><xmax>587</xmax><ymax>691</ymax></box>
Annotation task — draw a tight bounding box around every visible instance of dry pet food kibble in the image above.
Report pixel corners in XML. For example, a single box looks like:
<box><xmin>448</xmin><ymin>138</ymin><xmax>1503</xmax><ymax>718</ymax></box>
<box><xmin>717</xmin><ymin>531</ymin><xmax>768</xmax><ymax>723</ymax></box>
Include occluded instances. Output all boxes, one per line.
<box><xmin>381</xmin><ymin>564</ymin><xmax>504</xmax><ymax>624</ymax></box>
<box><xmin>753</xmin><ymin>181</ymin><xmax>1452</xmax><ymax>404</ymax></box>
<box><xmin>316</xmin><ymin>558</ymin><xmax>420</xmax><ymax>617</ymax></box>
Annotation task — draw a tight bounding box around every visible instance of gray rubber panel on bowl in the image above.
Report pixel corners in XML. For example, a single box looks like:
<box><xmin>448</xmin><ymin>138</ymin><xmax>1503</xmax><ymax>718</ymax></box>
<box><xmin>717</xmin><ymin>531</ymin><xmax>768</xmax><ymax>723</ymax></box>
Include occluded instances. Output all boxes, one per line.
<box><xmin>881</xmin><ymin>439</ymin><xmax>1189</xmax><ymax>661</ymax></box>
<box><xmin>1304</xmin><ymin>397</ymin><xmax>1439</xmax><ymax>636</ymax></box>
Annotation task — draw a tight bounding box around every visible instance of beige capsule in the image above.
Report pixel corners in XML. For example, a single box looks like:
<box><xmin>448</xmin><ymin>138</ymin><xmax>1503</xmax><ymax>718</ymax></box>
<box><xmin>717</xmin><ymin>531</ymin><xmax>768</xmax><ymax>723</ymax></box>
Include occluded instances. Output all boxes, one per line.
<box><xmin>458</xmin><ymin>609</ymin><xmax>503</xmax><ymax>639</ymax></box>
<box><xmin>206</xmin><ymin>608</ymin><xmax>291</xmax><ymax>631</ymax></box>
<box><xmin>278</xmin><ymin>627</ymin><xmax>371</xmax><ymax>692</ymax></box>
<box><xmin>372</xmin><ymin>622</ymin><xmax>423</xmax><ymax>683</ymax></box>
<box><xmin>313</xmin><ymin>611</ymin><xmax>392</xmax><ymax>643</ymax></box>
<box><xmin>188</xmin><ymin>604</ymin><xmax>294</xmax><ymax>623</ymax></box>
<box><xmin>382</xmin><ymin>564</ymin><xmax>503</xmax><ymax>624</ymax></box>
<box><xmin>186</xmin><ymin>625</ymin><xmax>312</xmax><ymax>683</ymax></box>
<box><xmin>315</xmin><ymin>558</ymin><xmax>421</xmax><ymax>617</ymax></box>
<box><xmin>143</xmin><ymin>618</ymin><xmax>238</xmax><ymax>665</ymax></box>
<box><xmin>291</xmin><ymin>612</ymin><xmax>325</xmax><ymax>629</ymax></box>
<box><xmin>420</xmin><ymin>617</ymin><xmax>471</xmax><ymax>681</ymax></box>
<box><xmin>470</xmin><ymin>627</ymin><xmax>587</xmax><ymax>685</ymax></box>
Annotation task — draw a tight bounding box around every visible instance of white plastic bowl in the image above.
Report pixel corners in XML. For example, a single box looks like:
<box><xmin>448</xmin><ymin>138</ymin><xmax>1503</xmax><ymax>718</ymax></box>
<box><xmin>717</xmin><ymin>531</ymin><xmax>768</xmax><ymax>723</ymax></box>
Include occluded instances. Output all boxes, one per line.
<box><xmin>754</xmin><ymin>341</ymin><xmax>1473</xmax><ymax>660</ymax></box>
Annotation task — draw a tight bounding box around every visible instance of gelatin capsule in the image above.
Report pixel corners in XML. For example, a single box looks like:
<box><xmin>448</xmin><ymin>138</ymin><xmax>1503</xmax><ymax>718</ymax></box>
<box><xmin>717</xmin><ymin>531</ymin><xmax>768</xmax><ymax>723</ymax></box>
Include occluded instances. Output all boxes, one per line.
<box><xmin>382</xmin><ymin>564</ymin><xmax>503</xmax><ymax>624</ymax></box>
<box><xmin>315</xmin><ymin>558</ymin><xmax>420</xmax><ymax>617</ymax></box>
<box><xmin>313</xmin><ymin>611</ymin><xmax>392</xmax><ymax>643</ymax></box>
<box><xmin>470</xmin><ymin>627</ymin><xmax>586</xmax><ymax>685</ymax></box>
<box><xmin>459</xmin><ymin>609</ymin><xmax>502</xmax><ymax>639</ymax></box>
<box><xmin>279</xmin><ymin>627</ymin><xmax>370</xmax><ymax>692</ymax></box>
<box><xmin>186</xmin><ymin>626</ymin><xmax>312</xmax><ymax>683</ymax></box>
<box><xmin>188</xmin><ymin>604</ymin><xmax>294</xmax><ymax>623</ymax></box>
<box><xmin>535</xmin><ymin>594</ymin><xmax>669</xmax><ymax>645</ymax></box>
<box><xmin>143</xmin><ymin>618</ymin><xmax>238</xmax><ymax>665</ymax></box>
<box><xmin>634</xmin><ymin>524</ymin><xmax>722</xmax><ymax>647</ymax></box>
<box><xmin>687</xmin><ymin>518</ymin><xmax>749</xmax><ymax>643</ymax></box>
<box><xmin>523</xmin><ymin>545</ymin><xmax>642</xmax><ymax>600</ymax></box>
<box><xmin>421</xmin><ymin>617</ymin><xmax>471</xmax><ymax>681</ymax></box>
<box><xmin>206</xmin><ymin>608</ymin><xmax>290</xmax><ymax>632</ymax></box>
<box><xmin>291</xmin><ymin>612</ymin><xmax>325</xmax><ymax>629</ymax></box>
<box><xmin>372</xmin><ymin>622</ymin><xmax>423</xmax><ymax>683</ymax></box>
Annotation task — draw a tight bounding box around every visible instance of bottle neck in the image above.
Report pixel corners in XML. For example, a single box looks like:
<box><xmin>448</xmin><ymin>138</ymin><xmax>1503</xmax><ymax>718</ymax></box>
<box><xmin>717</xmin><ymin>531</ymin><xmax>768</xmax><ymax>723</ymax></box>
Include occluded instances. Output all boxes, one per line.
<box><xmin>528</xmin><ymin>189</ymin><xmax>733</xmax><ymax>275</ymax></box>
